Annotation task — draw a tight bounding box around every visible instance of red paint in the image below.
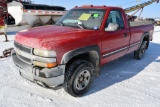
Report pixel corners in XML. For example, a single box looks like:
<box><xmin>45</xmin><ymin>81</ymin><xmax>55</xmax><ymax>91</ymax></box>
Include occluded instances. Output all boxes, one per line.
<box><xmin>0</xmin><ymin>0</ymin><xmax>23</xmax><ymax>27</ymax></box>
<box><xmin>15</xmin><ymin>6</ymin><xmax>154</xmax><ymax>65</ymax></box>
<box><xmin>31</xmin><ymin>10</ymin><xmax>35</xmax><ymax>13</ymax></box>
<box><xmin>23</xmin><ymin>10</ymin><xmax>28</xmax><ymax>12</ymax></box>
<box><xmin>0</xmin><ymin>0</ymin><xmax>7</xmax><ymax>27</ymax></box>
<box><xmin>45</xmin><ymin>12</ymin><xmax>49</xmax><ymax>14</ymax></box>
<box><xmin>38</xmin><ymin>10</ymin><xmax>42</xmax><ymax>13</ymax></box>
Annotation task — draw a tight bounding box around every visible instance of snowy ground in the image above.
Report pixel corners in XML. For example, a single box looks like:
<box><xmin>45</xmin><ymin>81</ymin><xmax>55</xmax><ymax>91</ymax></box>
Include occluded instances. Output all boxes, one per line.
<box><xmin>0</xmin><ymin>27</ymin><xmax>160</xmax><ymax>107</ymax></box>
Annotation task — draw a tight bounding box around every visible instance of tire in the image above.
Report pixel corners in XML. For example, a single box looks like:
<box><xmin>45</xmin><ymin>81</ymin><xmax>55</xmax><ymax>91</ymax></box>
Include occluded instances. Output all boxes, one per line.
<box><xmin>134</xmin><ymin>41</ymin><xmax>147</xmax><ymax>60</ymax></box>
<box><xmin>64</xmin><ymin>60</ymin><xmax>95</xmax><ymax>97</ymax></box>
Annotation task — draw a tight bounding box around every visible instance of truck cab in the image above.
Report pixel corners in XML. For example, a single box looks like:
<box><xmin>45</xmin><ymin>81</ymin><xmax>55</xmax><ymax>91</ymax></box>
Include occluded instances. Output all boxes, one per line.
<box><xmin>12</xmin><ymin>5</ymin><xmax>154</xmax><ymax>97</ymax></box>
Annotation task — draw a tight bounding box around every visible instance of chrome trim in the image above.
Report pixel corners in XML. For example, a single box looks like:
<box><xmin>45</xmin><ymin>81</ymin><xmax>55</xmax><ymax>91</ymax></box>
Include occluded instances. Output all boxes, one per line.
<box><xmin>12</xmin><ymin>49</ymin><xmax>65</xmax><ymax>87</ymax></box>
<box><xmin>103</xmin><ymin>46</ymin><xmax>129</xmax><ymax>58</ymax></box>
<box><xmin>14</xmin><ymin>46</ymin><xmax>56</xmax><ymax>63</ymax></box>
<box><xmin>102</xmin><ymin>42</ymin><xmax>141</xmax><ymax>58</ymax></box>
<box><xmin>130</xmin><ymin>42</ymin><xmax>141</xmax><ymax>48</ymax></box>
<box><xmin>14</xmin><ymin>41</ymin><xmax>32</xmax><ymax>54</ymax></box>
<box><xmin>17</xmin><ymin>54</ymin><xmax>32</xmax><ymax>65</ymax></box>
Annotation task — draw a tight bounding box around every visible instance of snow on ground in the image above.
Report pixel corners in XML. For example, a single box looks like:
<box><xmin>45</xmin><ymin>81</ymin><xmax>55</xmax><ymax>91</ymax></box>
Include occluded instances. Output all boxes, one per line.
<box><xmin>0</xmin><ymin>27</ymin><xmax>160</xmax><ymax>107</ymax></box>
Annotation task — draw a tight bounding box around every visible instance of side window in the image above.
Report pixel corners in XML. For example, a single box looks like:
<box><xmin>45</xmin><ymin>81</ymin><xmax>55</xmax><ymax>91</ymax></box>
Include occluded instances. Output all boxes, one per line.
<box><xmin>105</xmin><ymin>10</ymin><xmax>124</xmax><ymax>29</ymax></box>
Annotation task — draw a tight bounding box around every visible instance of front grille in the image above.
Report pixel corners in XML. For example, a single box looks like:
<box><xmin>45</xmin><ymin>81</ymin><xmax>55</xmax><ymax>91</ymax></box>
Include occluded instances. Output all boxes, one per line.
<box><xmin>18</xmin><ymin>55</ymin><xmax>31</xmax><ymax>63</ymax></box>
<box><xmin>17</xmin><ymin>54</ymin><xmax>32</xmax><ymax>64</ymax></box>
<box><xmin>14</xmin><ymin>42</ymin><xmax>32</xmax><ymax>54</ymax></box>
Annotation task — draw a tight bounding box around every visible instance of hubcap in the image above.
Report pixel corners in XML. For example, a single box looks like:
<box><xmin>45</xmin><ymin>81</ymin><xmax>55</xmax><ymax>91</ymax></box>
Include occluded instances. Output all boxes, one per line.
<box><xmin>75</xmin><ymin>70</ymin><xmax>91</xmax><ymax>90</ymax></box>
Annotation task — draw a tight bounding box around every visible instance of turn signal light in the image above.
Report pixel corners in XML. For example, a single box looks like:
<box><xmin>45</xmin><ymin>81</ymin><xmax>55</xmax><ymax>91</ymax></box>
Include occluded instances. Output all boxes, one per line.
<box><xmin>33</xmin><ymin>61</ymin><xmax>57</xmax><ymax>68</ymax></box>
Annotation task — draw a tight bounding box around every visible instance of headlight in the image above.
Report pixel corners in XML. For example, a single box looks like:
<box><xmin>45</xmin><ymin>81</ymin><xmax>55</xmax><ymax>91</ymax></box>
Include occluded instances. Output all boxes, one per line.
<box><xmin>33</xmin><ymin>49</ymin><xmax>56</xmax><ymax>57</ymax></box>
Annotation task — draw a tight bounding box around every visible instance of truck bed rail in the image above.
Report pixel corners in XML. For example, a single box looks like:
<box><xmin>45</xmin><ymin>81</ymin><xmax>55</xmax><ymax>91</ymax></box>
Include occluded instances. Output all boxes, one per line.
<box><xmin>129</xmin><ymin>20</ymin><xmax>153</xmax><ymax>27</ymax></box>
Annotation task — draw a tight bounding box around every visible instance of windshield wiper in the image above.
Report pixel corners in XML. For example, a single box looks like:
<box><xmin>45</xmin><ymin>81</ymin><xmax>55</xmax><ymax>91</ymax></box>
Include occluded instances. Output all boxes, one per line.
<box><xmin>59</xmin><ymin>22</ymin><xmax>64</xmax><ymax>26</ymax></box>
<box><xmin>55</xmin><ymin>22</ymin><xmax>64</xmax><ymax>26</ymax></box>
<box><xmin>77</xmin><ymin>22</ymin><xmax>84</xmax><ymax>29</ymax></box>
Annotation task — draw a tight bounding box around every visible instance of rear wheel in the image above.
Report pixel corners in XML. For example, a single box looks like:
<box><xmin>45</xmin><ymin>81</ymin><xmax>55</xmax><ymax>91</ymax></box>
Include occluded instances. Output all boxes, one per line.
<box><xmin>64</xmin><ymin>60</ymin><xmax>95</xmax><ymax>97</ymax></box>
<box><xmin>134</xmin><ymin>41</ymin><xmax>147</xmax><ymax>60</ymax></box>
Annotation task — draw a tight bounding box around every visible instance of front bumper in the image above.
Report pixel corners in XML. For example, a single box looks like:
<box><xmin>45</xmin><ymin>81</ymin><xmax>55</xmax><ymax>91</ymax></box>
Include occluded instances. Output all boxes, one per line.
<box><xmin>12</xmin><ymin>49</ymin><xmax>65</xmax><ymax>87</ymax></box>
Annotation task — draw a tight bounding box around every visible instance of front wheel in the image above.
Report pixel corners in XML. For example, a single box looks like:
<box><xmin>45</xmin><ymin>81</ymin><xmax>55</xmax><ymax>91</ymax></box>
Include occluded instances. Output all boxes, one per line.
<box><xmin>64</xmin><ymin>60</ymin><xmax>95</xmax><ymax>97</ymax></box>
<box><xmin>134</xmin><ymin>41</ymin><xmax>147</xmax><ymax>60</ymax></box>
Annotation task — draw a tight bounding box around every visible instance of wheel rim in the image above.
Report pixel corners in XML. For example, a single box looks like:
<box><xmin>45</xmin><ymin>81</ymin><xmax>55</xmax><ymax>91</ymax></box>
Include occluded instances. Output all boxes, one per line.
<box><xmin>139</xmin><ymin>43</ymin><xmax>146</xmax><ymax>58</ymax></box>
<box><xmin>75</xmin><ymin>70</ymin><xmax>91</xmax><ymax>90</ymax></box>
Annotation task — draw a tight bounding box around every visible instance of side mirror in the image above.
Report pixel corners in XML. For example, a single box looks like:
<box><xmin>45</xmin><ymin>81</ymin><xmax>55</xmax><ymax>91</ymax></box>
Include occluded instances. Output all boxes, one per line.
<box><xmin>105</xmin><ymin>23</ymin><xmax>119</xmax><ymax>31</ymax></box>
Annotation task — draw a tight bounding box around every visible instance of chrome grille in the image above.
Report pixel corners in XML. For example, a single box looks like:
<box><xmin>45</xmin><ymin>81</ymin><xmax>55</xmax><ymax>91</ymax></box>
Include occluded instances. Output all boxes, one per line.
<box><xmin>17</xmin><ymin>54</ymin><xmax>31</xmax><ymax>64</ymax></box>
<box><xmin>14</xmin><ymin>42</ymin><xmax>32</xmax><ymax>54</ymax></box>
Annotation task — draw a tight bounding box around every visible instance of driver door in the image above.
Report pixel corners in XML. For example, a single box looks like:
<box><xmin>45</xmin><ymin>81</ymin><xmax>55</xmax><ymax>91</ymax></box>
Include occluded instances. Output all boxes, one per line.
<box><xmin>101</xmin><ymin>10</ymin><xmax>130</xmax><ymax>65</ymax></box>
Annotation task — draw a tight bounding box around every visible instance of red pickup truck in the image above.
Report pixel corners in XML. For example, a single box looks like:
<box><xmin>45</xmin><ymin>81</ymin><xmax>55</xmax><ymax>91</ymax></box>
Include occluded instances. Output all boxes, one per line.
<box><xmin>12</xmin><ymin>5</ymin><xmax>154</xmax><ymax>97</ymax></box>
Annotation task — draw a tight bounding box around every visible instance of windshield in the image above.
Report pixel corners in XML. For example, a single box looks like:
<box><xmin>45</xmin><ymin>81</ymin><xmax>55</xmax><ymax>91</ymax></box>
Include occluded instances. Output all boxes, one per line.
<box><xmin>56</xmin><ymin>9</ymin><xmax>105</xmax><ymax>30</ymax></box>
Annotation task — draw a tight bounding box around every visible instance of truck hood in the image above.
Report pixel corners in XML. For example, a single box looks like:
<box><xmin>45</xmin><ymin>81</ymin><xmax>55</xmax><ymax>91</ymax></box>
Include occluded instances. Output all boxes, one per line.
<box><xmin>15</xmin><ymin>25</ymin><xmax>94</xmax><ymax>50</ymax></box>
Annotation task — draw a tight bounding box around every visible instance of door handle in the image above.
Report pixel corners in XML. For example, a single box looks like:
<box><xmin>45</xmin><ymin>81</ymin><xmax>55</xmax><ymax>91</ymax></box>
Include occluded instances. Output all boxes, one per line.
<box><xmin>123</xmin><ymin>33</ymin><xmax>128</xmax><ymax>37</ymax></box>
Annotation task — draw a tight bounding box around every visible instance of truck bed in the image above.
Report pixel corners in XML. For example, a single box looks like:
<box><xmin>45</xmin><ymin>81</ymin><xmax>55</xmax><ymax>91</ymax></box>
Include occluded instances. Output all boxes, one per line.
<box><xmin>127</xmin><ymin>21</ymin><xmax>154</xmax><ymax>54</ymax></box>
<box><xmin>129</xmin><ymin>20</ymin><xmax>153</xmax><ymax>27</ymax></box>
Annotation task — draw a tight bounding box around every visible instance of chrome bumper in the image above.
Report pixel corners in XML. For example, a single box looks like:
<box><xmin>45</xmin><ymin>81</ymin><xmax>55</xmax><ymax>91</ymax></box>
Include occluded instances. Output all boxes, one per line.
<box><xmin>12</xmin><ymin>49</ymin><xmax>65</xmax><ymax>87</ymax></box>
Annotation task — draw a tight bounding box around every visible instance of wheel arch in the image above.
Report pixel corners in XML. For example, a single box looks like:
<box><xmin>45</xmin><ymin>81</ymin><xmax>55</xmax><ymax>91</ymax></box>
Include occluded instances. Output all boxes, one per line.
<box><xmin>61</xmin><ymin>45</ymin><xmax>101</xmax><ymax>76</ymax></box>
<box><xmin>140</xmin><ymin>32</ymin><xmax>150</xmax><ymax>49</ymax></box>
<box><xmin>61</xmin><ymin>45</ymin><xmax>100</xmax><ymax>65</ymax></box>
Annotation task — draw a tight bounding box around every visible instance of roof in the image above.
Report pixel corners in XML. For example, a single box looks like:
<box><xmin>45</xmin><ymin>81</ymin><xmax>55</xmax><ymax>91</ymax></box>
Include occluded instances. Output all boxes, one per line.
<box><xmin>74</xmin><ymin>5</ymin><xmax>122</xmax><ymax>10</ymax></box>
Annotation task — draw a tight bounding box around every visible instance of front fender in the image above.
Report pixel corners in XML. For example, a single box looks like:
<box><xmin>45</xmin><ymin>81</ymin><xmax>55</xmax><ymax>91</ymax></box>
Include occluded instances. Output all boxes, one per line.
<box><xmin>60</xmin><ymin>45</ymin><xmax>100</xmax><ymax>64</ymax></box>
